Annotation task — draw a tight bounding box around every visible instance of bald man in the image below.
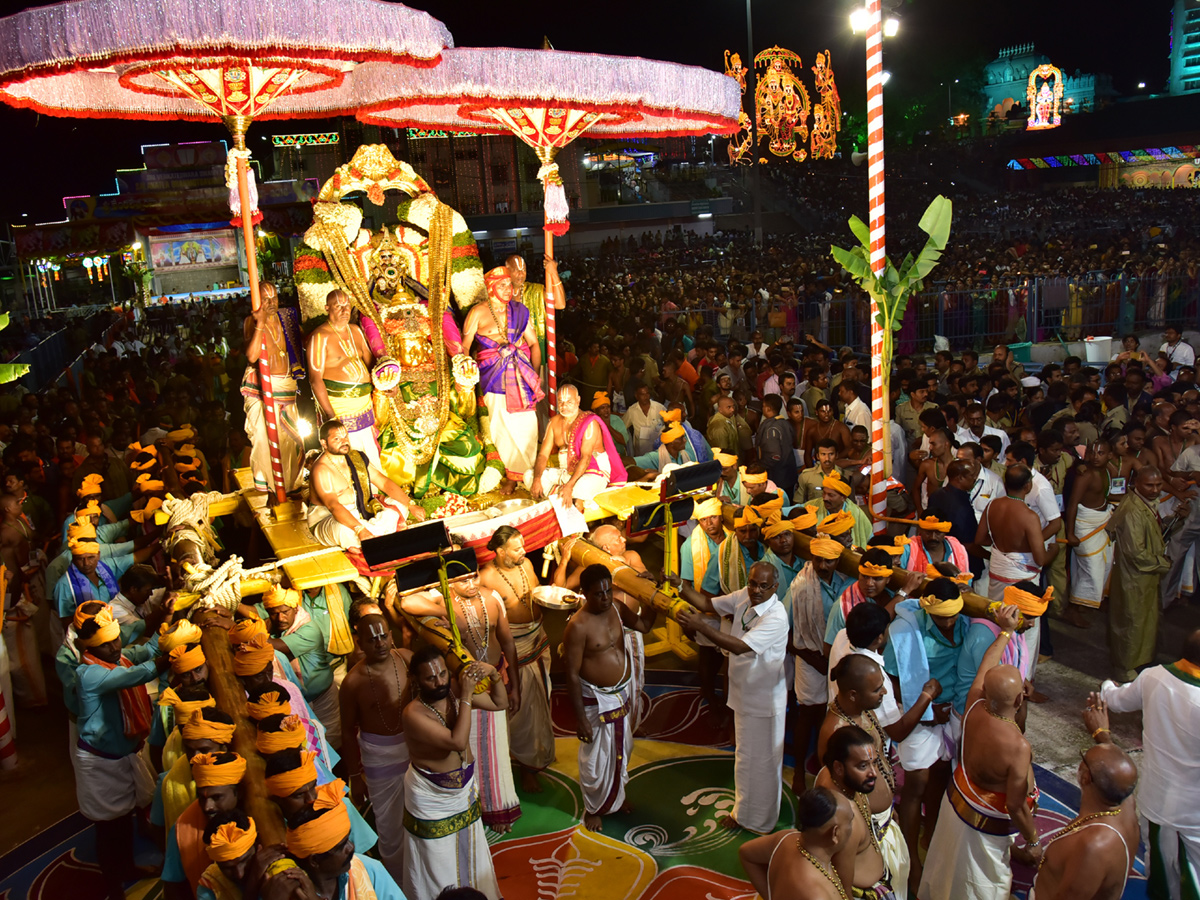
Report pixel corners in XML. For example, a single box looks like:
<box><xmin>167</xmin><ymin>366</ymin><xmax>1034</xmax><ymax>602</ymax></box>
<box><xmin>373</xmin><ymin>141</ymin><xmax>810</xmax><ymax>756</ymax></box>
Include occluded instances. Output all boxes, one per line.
<box><xmin>739</xmin><ymin>786</ymin><xmax>855</xmax><ymax>900</ymax></box>
<box><xmin>679</xmin><ymin>562</ymin><xmax>789</xmax><ymax>834</ymax></box>
<box><xmin>526</xmin><ymin>384</ymin><xmax>626</xmax><ymax>510</ymax></box>
<box><xmin>919</xmin><ymin>604</ymin><xmax>1038</xmax><ymax>900</ymax></box>
<box><xmin>1029</xmin><ymin>696</ymin><xmax>1139</xmax><ymax>900</ymax></box>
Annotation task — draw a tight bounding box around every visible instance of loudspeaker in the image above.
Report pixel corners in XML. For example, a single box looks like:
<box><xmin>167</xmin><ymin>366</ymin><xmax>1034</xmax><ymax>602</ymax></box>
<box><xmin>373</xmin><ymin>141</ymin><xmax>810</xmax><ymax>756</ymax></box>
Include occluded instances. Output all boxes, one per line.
<box><xmin>660</xmin><ymin>460</ymin><xmax>723</xmax><ymax>497</ymax></box>
<box><xmin>392</xmin><ymin>547</ymin><xmax>479</xmax><ymax>594</ymax></box>
<box><xmin>628</xmin><ymin>497</ymin><xmax>696</xmax><ymax>536</ymax></box>
<box><xmin>360</xmin><ymin>519</ymin><xmax>450</xmax><ymax>570</ymax></box>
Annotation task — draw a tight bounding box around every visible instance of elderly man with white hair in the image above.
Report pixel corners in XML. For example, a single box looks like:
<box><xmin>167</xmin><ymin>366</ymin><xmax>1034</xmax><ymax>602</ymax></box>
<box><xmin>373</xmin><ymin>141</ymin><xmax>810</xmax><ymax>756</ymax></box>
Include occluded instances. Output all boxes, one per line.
<box><xmin>527</xmin><ymin>384</ymin><xmax>627</xmax><ymax>510</ymax></box>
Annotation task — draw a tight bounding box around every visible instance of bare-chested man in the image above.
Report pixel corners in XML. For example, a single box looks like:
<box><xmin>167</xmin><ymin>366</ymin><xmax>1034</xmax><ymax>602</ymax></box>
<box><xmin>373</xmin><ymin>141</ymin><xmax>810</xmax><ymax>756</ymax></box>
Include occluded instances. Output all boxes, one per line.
<box><xmin>739</xmin><ymin>787</ymin><xmax>855</xmax><ymax>900</ymax></box>
<box><xmin>307</xmin><ymin>420</ymin><xmax>424</xmax><ymax>549</ymax></box>
<box><xmin>527</xmin><ymin>384</ymin><xmax>626</xmax><ymax>510</ymax></box>
<box><xmin>919</xmin><ymin>605</ymin><xmax>1038</xmax><ymax>900</ymax></box>
<box><xmin>480</xmin><ymin>526</ymin><xmax>554</xmax><ymax>792</ymax></box>
<box><xmin>308</xmin><ymin>289</ymin><xmax>378</xmax><ymax>465</ymax></box>
<box><xmin>975</xmin><ymin>465</ymin><xmax>1058</xmax><ymax>666</ymax></box>
<box><xmin>915</xmin><ymin>427</ymin><xmax>956</xmax><ymax>515</ymax></box>
<box><xmin>243</xmin><ymin>281</ymin><xmax>303</xmax><ymax>494</ymax></box>
<box><xmin>816</xmin><ymin>725</ymin><xmax>889</xmax><ymax>897</ymax></box>
<box><xmin>400</xmin><ymin>570</ymin><xmax>520</xmax><ymax>831</ymax></box>
<box><xmin>1066</xmin><ymin>439</ymin><xmax>1117</xmax><ymax>610</ymax></box>
<box><xmin>556</xmin><ymin>525</ymin><xmax>656</xmax><ymax>731</ymax></box>
<box><xmin>399</xmin><ymin>649</ymin><xmax>503</xmax><ymax>900</ymax></box>
<box><xmin>339</xmin><ymin>602</ymin><xmax>411</xmax><ymax>882</ymax></box>
<box><xmin>818</xmin><ymin>654</ymin><xmax>916</xmax><ymax>898</ymax></box>
<box><xmin>563</xmin><ymin>564</ymin><xmax>655</xmax><ymax>831</ymax></box>
<box><xmin>1029</xmin><ymin>694</ymin><xmax>1140</xmax><ymax>900</ymax></box>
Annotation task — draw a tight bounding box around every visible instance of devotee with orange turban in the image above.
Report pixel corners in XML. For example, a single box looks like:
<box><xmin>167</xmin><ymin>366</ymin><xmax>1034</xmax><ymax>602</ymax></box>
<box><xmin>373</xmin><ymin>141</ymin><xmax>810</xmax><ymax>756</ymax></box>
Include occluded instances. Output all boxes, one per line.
<box><xmin>162</xmin><ymin>751</ymin><xmax>247</xmax><ymax>895</ymax></box>
<box><xmin>53</xmin><ymin>519</ymin><xmax>159</xmax><ymax>634</ymax></box>
<box><xmin>803</xmin><ymin>468</ymin><xmax>872</xmax><ymax>548</ymax></box>
<box><xmin>71</xmin><ymin>606</ymin><xmax>169</xmax><ymax>899</ymax></box>
<box><xmin>198</xmin><ymin>809</ymin><xmax>258</xmax><ymax>900</ymax></box>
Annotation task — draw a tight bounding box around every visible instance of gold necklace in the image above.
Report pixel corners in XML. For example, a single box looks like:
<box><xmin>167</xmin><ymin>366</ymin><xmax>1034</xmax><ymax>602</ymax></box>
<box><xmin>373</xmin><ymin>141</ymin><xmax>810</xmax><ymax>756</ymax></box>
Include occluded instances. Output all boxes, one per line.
<box><xmin>987</xmin><ymin>708</ymin><xmax>1020</xmax><ymax>728</ymax></box>
<box><xmin>1036</xmin><ymin>808</ymin><xmax>1122</xmax><ymax>872</ymax></box>
<box><xmin>495</xmin><ymin>561</ymin><xmax>533</xmax><ymax>616</ymax></box>
<box><xmin>832</xmin><ymin>700</ymin><xmax>895</xmax><ymax>795</ymax></box>
<box><xmin>796</xmin><ymin>842</ymin><xmax>848</xmax><ymax>900</ymax></box>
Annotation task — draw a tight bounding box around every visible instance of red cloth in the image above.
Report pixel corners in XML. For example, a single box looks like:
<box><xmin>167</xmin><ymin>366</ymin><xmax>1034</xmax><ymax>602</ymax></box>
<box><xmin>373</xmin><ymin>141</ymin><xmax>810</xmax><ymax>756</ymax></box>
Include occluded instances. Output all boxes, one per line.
<box><xmin>81</xmin><ymin>651</ymin><xmax>153</xmax><ymax>740</ymax></box>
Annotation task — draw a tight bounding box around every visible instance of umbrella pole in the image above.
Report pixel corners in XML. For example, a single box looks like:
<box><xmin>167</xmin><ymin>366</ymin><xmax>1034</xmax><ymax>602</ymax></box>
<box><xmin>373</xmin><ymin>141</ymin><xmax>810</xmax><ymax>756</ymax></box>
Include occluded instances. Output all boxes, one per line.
<box><xmin>544</xmin><ymin>228</ymin><xmax>557</xmax><ymax>412</ymax></box>
<box><xmin>229</xmin><ymin>116</ymin><xmax>288</xmax><ymax>505</ymax></box>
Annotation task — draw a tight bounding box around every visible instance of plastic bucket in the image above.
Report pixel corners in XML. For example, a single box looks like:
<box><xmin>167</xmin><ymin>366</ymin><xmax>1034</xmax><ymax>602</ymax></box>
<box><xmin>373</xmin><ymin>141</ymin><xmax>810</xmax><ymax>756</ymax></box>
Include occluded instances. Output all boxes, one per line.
<box><xmin>1083</xmin><ymin>336</ymin><xmax>1112</xmax><ymax>364</ymax></box>
<box><xmin>1007</xmin><ymin>341</ymin><xmax>1033</xmax><ymax>364</ymax></box>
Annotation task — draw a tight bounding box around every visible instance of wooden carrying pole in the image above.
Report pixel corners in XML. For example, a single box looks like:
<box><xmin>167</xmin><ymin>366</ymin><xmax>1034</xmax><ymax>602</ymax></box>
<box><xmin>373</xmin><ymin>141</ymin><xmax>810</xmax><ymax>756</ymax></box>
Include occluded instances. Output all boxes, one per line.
<box><xmin>567</xmin><ymin>539</ymin><xmax>692</xmax><ymax>622</ymax></box>
<box><xmin>199</xmin><ymin>624</ymin><xmax>286</xmax><ymax>845</ymax></box>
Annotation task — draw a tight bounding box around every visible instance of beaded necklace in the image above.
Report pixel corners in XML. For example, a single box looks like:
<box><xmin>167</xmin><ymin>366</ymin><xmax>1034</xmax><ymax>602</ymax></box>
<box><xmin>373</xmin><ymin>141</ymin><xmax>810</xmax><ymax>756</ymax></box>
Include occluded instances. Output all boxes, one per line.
<box><xmin>796</xmin><ymin>842</ymin><xmax>848</xmax><ymax>900</ymax></box>
<box><xmin>987</xmin><ymin>708</ymin><xmax>1020</xmax><ymax>728</ymax></box>
<box><xmin>495</xmin><ymin>561</ymin><xmax>533</xmax><ymax>616</ymax></box>
<box><xmin>365</xmin><ymin>650</ymin><xmax>404</xmax><ymax>734</ymax></box>
<box><xmin>1036</xmin><ymin>809</ymin><xmax>1122</xmax><ymax>872</ymax></box>
<box><xmin>832</xmin><ymin>699</ymin><xmax>896</xmax><ymax>795</ymax></box>
<box><xmin>456</xmin><ymin>592</ymin><xmax>490</xmax><ymax>659</ymax></box>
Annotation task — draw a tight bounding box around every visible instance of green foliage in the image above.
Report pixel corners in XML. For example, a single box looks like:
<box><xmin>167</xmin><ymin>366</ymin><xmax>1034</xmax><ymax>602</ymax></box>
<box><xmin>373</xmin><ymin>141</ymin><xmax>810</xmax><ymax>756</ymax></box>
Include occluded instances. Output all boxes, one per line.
<box><xmin>0</xmin><ymin>313</ymin><xmax>31</xmax><ymax>384</ymax></box>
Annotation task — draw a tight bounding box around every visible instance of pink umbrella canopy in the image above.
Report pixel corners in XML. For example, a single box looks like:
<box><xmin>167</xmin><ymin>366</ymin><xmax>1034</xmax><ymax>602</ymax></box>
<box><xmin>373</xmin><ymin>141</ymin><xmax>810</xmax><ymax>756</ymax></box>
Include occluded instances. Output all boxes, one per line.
<box><xmin>0</xmin><ymin>0</ymin><xmax>451</xmax><ymax>121</ymax></box>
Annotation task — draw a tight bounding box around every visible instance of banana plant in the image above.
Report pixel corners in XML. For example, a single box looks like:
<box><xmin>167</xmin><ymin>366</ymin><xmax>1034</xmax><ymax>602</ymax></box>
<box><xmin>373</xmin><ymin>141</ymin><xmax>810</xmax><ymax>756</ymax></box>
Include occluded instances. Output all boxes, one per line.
<box><xmin>0</xmin><ymin>313</ymin><xmax>31</xmax><ymax>384</ymax></box>
<box><xmin>829</xmin><ymin>194</ymin><xmax>952</xmax><ymax>476</ymax></box>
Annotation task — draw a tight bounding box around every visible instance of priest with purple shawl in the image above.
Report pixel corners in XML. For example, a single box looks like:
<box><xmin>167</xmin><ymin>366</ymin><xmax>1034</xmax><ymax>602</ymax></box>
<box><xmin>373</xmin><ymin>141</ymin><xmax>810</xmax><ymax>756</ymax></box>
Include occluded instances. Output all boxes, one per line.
<box><xmin>527</xmin><ymin>384</ymin><xmax>627</xmax><ymax>511</ymax></box>
<box><xmin>463</xmin><ymin>267</ymin><xmax>545</xmax><ymax>492</ymax></box>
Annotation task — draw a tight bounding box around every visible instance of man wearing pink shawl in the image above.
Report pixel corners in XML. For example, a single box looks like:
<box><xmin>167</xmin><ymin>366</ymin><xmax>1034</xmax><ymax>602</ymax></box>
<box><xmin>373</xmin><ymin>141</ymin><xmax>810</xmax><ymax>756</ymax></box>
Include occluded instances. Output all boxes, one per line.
<box><xmin>527</xmin><ymin>385</ymin><xmax>627</xmax><ymax>511</ymax></box>
<box><xmin>463</xmin><ymin>267</ymin><xmax>547</xmax><ymax>491</ymax></box>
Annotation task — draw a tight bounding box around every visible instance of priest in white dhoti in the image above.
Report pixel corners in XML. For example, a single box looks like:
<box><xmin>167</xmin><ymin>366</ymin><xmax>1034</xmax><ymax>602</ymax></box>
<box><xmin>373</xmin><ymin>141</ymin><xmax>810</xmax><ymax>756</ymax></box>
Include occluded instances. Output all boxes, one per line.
<box><xmin>678</xmin><ymin>562</ymin><xmax>789</xmax><ymax>833</ymax></box>
<box><xmin>1101</xmin><ymin>634</ymin><xmax>1200</xmax><ymax>900</ymax></box>
<box><xmin>1068</xmin><ymin>501</ymin><xmax>1114</xmax><ymax>609</ymax></box>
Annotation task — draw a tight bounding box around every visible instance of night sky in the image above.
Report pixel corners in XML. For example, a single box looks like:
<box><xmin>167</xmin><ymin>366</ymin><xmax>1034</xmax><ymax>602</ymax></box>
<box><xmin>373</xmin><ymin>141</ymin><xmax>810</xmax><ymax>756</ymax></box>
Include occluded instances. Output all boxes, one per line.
<box><xmin>0</xmin><ymin>0</ymin><xmax>1174</xmax><ymax>224</ymax></box>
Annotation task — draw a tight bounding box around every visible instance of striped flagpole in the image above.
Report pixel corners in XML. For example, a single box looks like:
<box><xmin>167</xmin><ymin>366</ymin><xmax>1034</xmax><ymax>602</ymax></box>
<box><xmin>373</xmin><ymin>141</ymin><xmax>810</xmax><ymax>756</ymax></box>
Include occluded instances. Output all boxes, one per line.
<box><xmin>865</xmin><ymin>0</ymin><xmax>889</xmax><ymax>532</ymax></box>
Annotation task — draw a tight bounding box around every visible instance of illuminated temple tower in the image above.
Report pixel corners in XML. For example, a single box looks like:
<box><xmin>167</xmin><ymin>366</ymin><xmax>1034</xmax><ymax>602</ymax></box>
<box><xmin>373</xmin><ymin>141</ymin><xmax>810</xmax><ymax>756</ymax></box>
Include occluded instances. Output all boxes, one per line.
<box><xmin>1171</xmin><ymin>0</ymin><xmax>1200</xmax><ymax>94</ymax></box>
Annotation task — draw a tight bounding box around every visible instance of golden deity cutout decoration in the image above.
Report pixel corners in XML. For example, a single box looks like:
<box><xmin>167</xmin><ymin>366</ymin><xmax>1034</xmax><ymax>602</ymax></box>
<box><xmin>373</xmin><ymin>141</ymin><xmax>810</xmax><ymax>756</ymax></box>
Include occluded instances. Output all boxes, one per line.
<box><xmin>1026</xmin><ymin>63</ymin><xmax>1064</xmax><ymax>130</ymax></box>
<box><xmin>754</xmin><ymin>46</ymin><xmax>810</xmax><ymax>162</ymax></box>
<box><xmin>723</xmin><ymin>51</ymin><xmax>753</xmax><ymax>166</ymax></box>
<box><xmin>810</xmin><ymin>50</ymin><xmax>841</xmax><ymax>160</ymax></box>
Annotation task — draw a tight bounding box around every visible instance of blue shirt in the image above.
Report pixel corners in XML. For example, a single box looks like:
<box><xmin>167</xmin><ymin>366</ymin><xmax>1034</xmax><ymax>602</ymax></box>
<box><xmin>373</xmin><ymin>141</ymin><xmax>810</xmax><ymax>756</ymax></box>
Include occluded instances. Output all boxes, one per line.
<box><xmin>679</xmin><ymin>528</ymin><xmax>720</xmax><ymax>585</ymax></box>
<box><xmin>701</xmin><ymin>541</ymin><xmax>763</xmax><ymax>595</ymax></box>
<box><xmin>820</xmin><ymin>575</ymin><xmax>862</xmax><ymax>645</ymax></box>
<box><xmin>762</xmin><ymin>550</ymin><xmax>805</xmax><ymax>625</ymax></box>
<box><xmin>55</xmin><ymin>626</ymin><xmax>151</xmax><ymax>717</ymax></box>
<box><xmin>884</xmin><ymin>609</ymin><xmax>969</xmax><ymax>709</ymax></box>
<box><xmin>54</xmin><ymin>553</ymin><xmax>136</xmax><ymax>618</ymax></box>
<box><xmin>280</xmin><ymin>586</ymin><xmax>348</xmax><ymax>699</ymax></box>
<box><xmin>74</xmin><ymin>650</ymin><xmax>159</xmax><ymax>757</ymax></box>
<box><xmin>633</xmin><ymin>448</ymin><xmax>690</xmax><ymax>473</ymax></box>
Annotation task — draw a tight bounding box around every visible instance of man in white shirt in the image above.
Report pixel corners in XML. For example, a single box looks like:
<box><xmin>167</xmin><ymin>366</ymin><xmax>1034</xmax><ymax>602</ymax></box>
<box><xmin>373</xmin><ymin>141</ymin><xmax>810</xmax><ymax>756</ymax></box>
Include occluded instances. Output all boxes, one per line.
<box><xmin>1161</xmin><ymin>326</ymin><xmax>1195</xmax><ymax>371</ymax></box>
<box><xmin>1100</xmin><ymin>627</ymin><xmax>1200</xmax><ymax>900</ymax></box>
<box><xmin>839</xmin><ymin>381</ymin><xmax>871</xmax><ymax>433</ymax></box>
<box><xmin>956</xmin><ymin>442</ymin><xmax>1003</xmax><ymax>522</ymax></box>
<box><xmin>678</xmin><ymin>562</ymin><xmax>789</xmax><ymax>834</ymax></box>
<box><xmin>954</xmin><ymin>403</ymin><xmax>1009</xmax><ymax>461</ymax></box>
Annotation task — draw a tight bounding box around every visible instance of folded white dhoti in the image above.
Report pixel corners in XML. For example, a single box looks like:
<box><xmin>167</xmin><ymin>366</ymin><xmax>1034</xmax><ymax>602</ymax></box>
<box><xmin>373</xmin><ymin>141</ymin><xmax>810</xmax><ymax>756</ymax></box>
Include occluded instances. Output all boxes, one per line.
<box><xmin>524</xmin><ymin>468</ymin><xmax>611</xmax><ymax>509</ymax></box>
<box><xmin>876</xmin><ymin>806</ymin><xmax>910</xmax><ymax>900</ymax></box>
<box><xmin>307</xmin><ymin>500</ymin><xmax>405</xmax><ymax>549</ymax></box>
<box><xmin>919</xmin><ymin>792</ymin><xmax>1013</xmax><ymax>900</ymax></box>
<box><xmin>307</xmin><ymin>681</ymin><xmax>342</xmax><ymax>750</ymax></box>
<box><xmin>794</xmin><ymin>657</ymin><xmax>829</xmax><ymax>705</ymax></box>
<box><xmin>401</xmin><ymin>763</ymin><xmax>499</xmax><ymax>900</ymax></box>
<box><xmin>986</xmin><ymin>548</ymin><xmax>1040</xmax><ymax>600</ymax></box>
<box><xmin>625</xmin><ymin>628</ymin><xmax>647</xmax><ymax>734</ymax></box>
<box><xmin>1069</xmin><ymin>504</ymin><xmax>1113</xmax><ymax>609</ymax></box>
<box><xmin>468</xmin><ymin>706</ymin><xmax>521</xmax><ymax>830</ymax></box>
<box><xmin>508</xmin><ymin>621</ymin><xmax>555</xmax><ymax>771</ymax></box>
<box><xmin>732</xmin><ymin>710</ymin><xmax>785</xmax><ymax>834</ymax></box>
<box><xmin>359</xmin><ymin>731</ymin><xmax>409</xmax><ymax>883</ymax></box>
<box><xmin>579</xmin><ymin>668</ymin><xmax>634</xmax><ymax>817</ymax></box>
<box><xmin>896</xmin><ymin>719</ymin><xmax>957</xmax><ymax>771</ymax></box>
<box><xmin>485</xmin><ymin>393</ymin><xmax>538</xmax><ymax>479</ymax></box>
<box><xmin>74</xmin><ymin>742</ymin><xmax>156</xmax><ymax>821</ymax></box>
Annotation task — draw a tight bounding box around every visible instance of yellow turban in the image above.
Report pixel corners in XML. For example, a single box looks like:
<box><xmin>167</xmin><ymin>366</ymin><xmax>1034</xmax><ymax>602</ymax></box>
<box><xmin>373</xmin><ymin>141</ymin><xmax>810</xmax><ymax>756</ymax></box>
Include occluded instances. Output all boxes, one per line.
<box><xmin>714</xmin><ymin>450</ymin><xmax>738</xmax><ymax>467</ymax></box>
<box><xmin>206</xmin><ymin>817</ymin><xmax>258</xmax><ymax>863</ymax></box>
<box><xmin>285</xmin><ymin>780</ymin><xmax>351</xmax><ymax>858</ymax></box>
<box><xmin>77</xmin><ymin>473</ymin><xmax>104</xmax><ymax>497</ymax></box>
<box><xmin>178</xmin><ymin>444</ymin><xmax>197</xmax><ymax>456</ymax></box>
<box><xmin>591</xmin><ymin>392</ymin><xmax>611</xmax><ymax>410</ymax></box>
<box><xmin>69</xmin><ymin>537</ymin><xmax>101</xmax><ymax>555</ymax></box>
<box><xmin>169</xmin><ymin>644</ymin><xmax>206</xmax><ymax>674</ymax></box>
<box><xmin>692</xmin><ymin>497</ymin><xmax>723</xmax><ymax>520</ymax></box>
<box><xmin>257</xmin><ymin>716</ymin><xmax>307</xmax><ymax>755</ymax></box>
<box><xmin>875</xmin><ymin>544</ymin><xmax>905</xmax><ymax>556</ymax></box>
<box><xmin>661</xmin><ymin>423</ymin><xmax>686</xmax><ymax>443</ymax></box>
<box><xmin>174</xmin><ymin>458</ymin><xmax>201</xmax><ymax>474</ymax></box>
<box><xmin>233</xmin><ymin>633</ymin><xmax>276</xmax><ymax>677</ymax></box>
<box><xmin>229</xmin><ymin>616</ymin><xmax>268</xmax><ymax>646</ymax></box>
<box><xmin>191</xmin><ymin>752</ymin><xmax>247</xmax><ymax>787</ymax></box>
<box><xmin>754</xmin><ymin>494</ymin><xmax>784</xmax><ymax>514</ymax></box>
<box><xmin>158</xmin><ymin>686</ymin><xmax>216</xmax><ymax>719</ymax></box>
<box><xmin>915</xmin><ymin>516</ymin><xmax>952</xmax><ymax>533</ymax></box>
<box><xmin>75</xmin><ymin>499</ymin><xmax>101</xmax><ymax>518</ymax></box>
<box><xmin>159</xmin><ymin>620</ymin><xmax>204</xmax><ymax>652</ymax></box>
<box><xmin>733</xmin><ymin>514</ymin><xmax>752</xmax><ymax>528</ymax></box>
<box><xmin>80</xmin><ymin>606</ymin><xmax>121</xmax><ymax>647</ymax></box>
<box><xmin>789</xmin><ymin>508</ymin><xmax>819</xmax><ymax>531</ymax></box>
<box><xmin>925</xmin><ymin>564</ymin><xmax>972</xmax><ymax>585</ymax></box>
<box><xmin>822</xmin><ymin>472</ymin><xmax>852</xmax><ymax>497</ymax></box>
<box><xmin>68</xmin><ymin>521</ymin><xmax>97</xmax><ymax>541</ymax></box>
<box><xmin>135</xmin><ymin>473</ymin><xmax>165</xmax><ymax>493</ymax></box>
<box><xmin>818</xmin><ymin>511</ymin><xmax>854</xmax><ymax>536</ymax></box>
<box><xmin>763</xmin><ymin>517</ymin><xmax>795</xmax><ymax>539</ymax></box>
<box><xmin>73</xmin><ymin>601</ymin><xmax>107</xmax><ymax>631</ymax></box>
<box><xmin>131</xmin><ymin>497</ymin><xmax>164</xmax><ymax>524</ymax></box>
<box><xmin>1003</xmin><ymin>584</ymin><xmax>1053</xmax><ymax>617</ymax></box>
<box><xmin>265</xmin><ymin>750</ymin><xmax>318</xmax><ymax>798</ymax></box>
<box><xmin>263</xmin><ymin>586</ymin><xmax>302</xmax><ymax>610</ymax></box>
<box><xmin>920</xmin><ymin>593</ymin><xmax>964</xmax><ymax>616</ymax></box>
<box><xmin>246</xmin><ymin>690</ymin><xmax>291</xmax><ymax>721</ymax></box>
<box><xmin>181</xmin><ymin>710</ymin><xmax>235</xmax><ymax>744</ymax></box>
<box><xmin>168</xmin><ymin>426</ymin><xmax>196</xmax><ymax>444</ymax></box>
<box><xmin>740</xmin><ymin>467</ymin><xmax>768</xmax><ymax>485</ymax></box>
<box><xmin>659</xmin><ymin>408</ymin><xmax>683</xmax><ymax>424</ymax></box>
<box><xmin>809</xmin><ymin>537</ymin><xmax>845</xmax><ymax>559</ymax></box>
<box><xmin>858</xmin><ymin>561</ymin><xmax>894</xmax><ymax>578</ymax></box>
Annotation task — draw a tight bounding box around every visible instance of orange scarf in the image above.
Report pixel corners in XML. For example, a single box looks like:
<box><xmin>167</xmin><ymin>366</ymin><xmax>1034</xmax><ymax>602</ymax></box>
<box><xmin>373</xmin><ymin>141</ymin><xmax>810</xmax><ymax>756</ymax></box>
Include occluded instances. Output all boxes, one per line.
<box><xmin>81</xmin><ymin>651</ymin><xmax>153</xmax><ymax>740</ymax></box>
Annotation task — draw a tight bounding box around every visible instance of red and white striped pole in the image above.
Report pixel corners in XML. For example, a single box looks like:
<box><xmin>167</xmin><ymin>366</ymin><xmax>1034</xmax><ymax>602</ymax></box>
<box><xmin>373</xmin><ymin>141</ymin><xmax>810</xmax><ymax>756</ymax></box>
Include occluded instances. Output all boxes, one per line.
<box><xmin>865</xmin><ymin>0</ymin><xmax>889</xmax><ymax>532</ymax></box>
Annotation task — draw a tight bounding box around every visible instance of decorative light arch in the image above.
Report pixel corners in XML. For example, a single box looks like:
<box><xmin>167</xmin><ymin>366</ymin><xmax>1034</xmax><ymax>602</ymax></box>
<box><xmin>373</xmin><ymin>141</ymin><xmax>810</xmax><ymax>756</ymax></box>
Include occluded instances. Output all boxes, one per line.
<box><xmin>1026</xmin><ymin>63</ymin><xmax>1064</xmax><ymax>130</ymax></box>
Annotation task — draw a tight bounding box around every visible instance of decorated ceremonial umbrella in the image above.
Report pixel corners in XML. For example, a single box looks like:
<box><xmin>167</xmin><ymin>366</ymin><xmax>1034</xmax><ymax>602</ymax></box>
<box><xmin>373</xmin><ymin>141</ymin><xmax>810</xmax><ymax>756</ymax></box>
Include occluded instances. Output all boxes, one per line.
<box><xmin>354</xmin><ymin>45</ymin><xmax>742</xmax><ymax>407</ymax></box>
<box><xmin>0</xmin><ymin>0</ymin><xmax>451</xmax><ymax>503</ymax></box>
